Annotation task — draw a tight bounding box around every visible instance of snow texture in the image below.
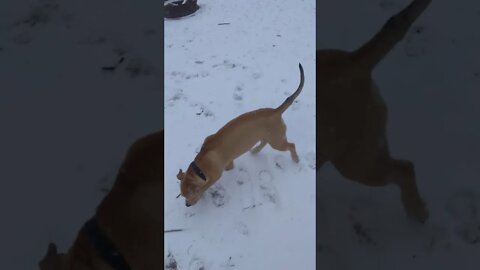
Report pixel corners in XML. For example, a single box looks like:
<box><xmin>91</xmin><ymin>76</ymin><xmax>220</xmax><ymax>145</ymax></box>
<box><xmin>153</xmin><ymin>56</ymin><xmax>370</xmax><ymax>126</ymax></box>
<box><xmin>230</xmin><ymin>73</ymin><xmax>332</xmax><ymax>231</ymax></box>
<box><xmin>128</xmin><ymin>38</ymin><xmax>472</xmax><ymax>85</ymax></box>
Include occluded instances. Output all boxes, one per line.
<box><xmin>164</xmin><ymin>0</ymin><xmax>316</xmax><ymax>269</ymax></box>
<box><xmin>318</xmin><ymin>0</ymin><xmax>480</xmax><ymax>269</ymax></box>
<box><xmin>0</xmin><ymin>0</ymin><xmax>161</xmax><ymax>268</ymax></box>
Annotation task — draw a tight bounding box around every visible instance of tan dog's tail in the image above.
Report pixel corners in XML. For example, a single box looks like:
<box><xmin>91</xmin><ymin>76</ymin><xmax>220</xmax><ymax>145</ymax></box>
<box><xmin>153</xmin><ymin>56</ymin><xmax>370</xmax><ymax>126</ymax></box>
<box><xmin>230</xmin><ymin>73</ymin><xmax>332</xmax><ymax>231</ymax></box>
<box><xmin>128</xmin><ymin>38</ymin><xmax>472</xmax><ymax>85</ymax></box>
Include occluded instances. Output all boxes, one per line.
<box><xmin>351</xmin><ymin>0</ymin><xmax>431</xmax><ymax>69</ymax></box>
<box><xmin>275</xmin><ymin>63</ymin><xmax>304</xmax><ymax>114</ymax></box>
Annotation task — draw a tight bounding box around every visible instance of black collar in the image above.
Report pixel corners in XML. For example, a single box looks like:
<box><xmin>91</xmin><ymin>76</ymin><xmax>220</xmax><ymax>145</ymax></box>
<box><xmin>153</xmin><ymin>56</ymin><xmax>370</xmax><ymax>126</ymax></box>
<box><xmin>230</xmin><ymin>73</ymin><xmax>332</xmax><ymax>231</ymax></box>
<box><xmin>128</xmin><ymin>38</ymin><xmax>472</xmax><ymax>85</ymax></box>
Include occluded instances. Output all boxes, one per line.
<box><xmin>190</xmin><ymin>161</ymin><xmax>206</xmax><ymax>181</ymax></box>
<box><xmin>83</xmin><ymin>216</ymin><xmax>131</xmax><ymax>270</ymax></box>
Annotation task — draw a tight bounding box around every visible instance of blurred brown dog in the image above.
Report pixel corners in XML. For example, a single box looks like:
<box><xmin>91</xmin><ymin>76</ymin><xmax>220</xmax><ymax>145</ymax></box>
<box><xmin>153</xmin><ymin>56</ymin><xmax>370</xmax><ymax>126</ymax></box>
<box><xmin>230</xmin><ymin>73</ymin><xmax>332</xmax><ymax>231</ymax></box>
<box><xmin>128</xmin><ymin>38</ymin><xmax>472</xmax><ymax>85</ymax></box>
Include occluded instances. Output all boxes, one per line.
<box><xmin>39</xmin><ymin>131</ymin><xmax>162</xmax><ymax>270</ymax></box>
<box><xmin>317</xmin><ymin>0</ymin><xmax>431</xmax><ymax>223</ymax></box>
<box><xmin>177</xmin><ymin>64</ymin><xmax>304</xmax><ymax>207</ymax></box>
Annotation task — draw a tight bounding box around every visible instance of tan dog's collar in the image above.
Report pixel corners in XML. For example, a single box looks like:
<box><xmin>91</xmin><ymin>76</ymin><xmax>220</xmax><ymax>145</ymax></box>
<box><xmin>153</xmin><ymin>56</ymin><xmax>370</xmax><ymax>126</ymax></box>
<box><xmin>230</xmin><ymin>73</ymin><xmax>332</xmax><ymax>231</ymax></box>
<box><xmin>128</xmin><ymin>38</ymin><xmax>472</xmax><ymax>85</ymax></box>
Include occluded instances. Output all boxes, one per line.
<box><xmin>190</xmin><ymin>161</ymin><xmax>206</xmax><ymax>181</ymax></box>
<box><xmin>83</xmin><ymin>216</ymin><xmax>131</xmax><ymax>270</ymax></box>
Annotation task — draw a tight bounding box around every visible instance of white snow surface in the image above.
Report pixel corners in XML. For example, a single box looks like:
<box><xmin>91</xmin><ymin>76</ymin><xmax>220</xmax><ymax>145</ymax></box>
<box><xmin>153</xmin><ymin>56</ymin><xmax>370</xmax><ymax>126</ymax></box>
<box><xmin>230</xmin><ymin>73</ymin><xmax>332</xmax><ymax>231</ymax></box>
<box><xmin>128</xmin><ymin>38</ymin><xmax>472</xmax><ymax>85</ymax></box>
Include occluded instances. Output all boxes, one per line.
<box><xmin>1</xmin><ymin>0</ymin><xmax>479</xmax><ymax>269</ymax></box>
<box><xmin>0</xmin><ymin>0</ymin><xmax>161</xmax><ymax>269</ymax></box>
<box><xmin>164</xmin><ymin>0</ymin><xmax>316</xmax><ymax>269</ymax></box>
<box><xmin>318</xmin><ymin>0</ymin><xmax>480</xmax><ymax>269</ymax></box>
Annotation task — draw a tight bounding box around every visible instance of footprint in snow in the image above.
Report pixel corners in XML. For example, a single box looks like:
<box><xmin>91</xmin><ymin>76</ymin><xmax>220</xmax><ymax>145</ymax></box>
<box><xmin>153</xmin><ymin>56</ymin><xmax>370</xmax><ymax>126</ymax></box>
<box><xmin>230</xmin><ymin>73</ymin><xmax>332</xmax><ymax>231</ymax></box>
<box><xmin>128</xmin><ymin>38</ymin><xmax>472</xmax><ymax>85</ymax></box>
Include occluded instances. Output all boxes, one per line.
<box><xmin>15</xmin><ymin>2</ymin><xmax>59</xmax><ymax>27</ymax></box>
<box><xmin>185</xmin><ymin>73</ymin><xmax>200</xmax><ymax>80</ymax></box>
<box><xmin>233</xmin><ymin>83</ymin><xmax>243</xmax><ymax>101</ymax></box>
<box><xmin>183</xmin><ymin>71</ymin><xmax>209</xmax><ymax>79</ymax></box>
<box><xmin>273</xmin><ymin>155</ymin><xmax>288</xmax><ymax>170</ymax></box>
<box><xmin>222</xmin><ymin>256</ymin><xmax>235</xmax><ymax>268</ymax></box>
<box><xmin>213</xmin><ymin>59</ymin><xmax>237</xmax><ymax>69</ymax></box>
<box><xmin>192</xmin><ymin>104</ymin><xmax>214</xmax><ymax>118</ymax></box>
<box><xmin>200</xmin><ymin>71</ymin><xmax>210</xmax><ymax>77</ymax></box>
<box><xmin>252</xmin><ymin>72</ymin><xmax>262</xmax><ymax>79</ymax></box>
<box><xmin>209</xmin><ymin>183</ymin><xmax>228</xmax><ymax>207</ymax></box>
<box><xmin>167</xmin><ymin>89</ymin><xmax>186</xmax><ymax>107</ymax></box>
<box><xmin>170</xmin><ymin>71</ymin><xmax>185</xmax><ymax>77</ymax></box>
<box><xmin>235</xmin><ymin>222</ymin><xmax>249</xmax><ymax>236</ymax></box>
<box><xmin>351</xmin><ymin>222</ymin><xmax>376</xmax><ymax>246</ymax></box>
<box><xmin>290</xmin><ymin>100</ymin><xmax>301</xmax><ymax>111</ymax></box>
<box><xmin>348</xmin><ymin>197</ymin><xmax>385</xmax><ymax>246</ymax></box>
<box><xmin>125</xmin><ymin>58</ymin><xmax>153</xmax><ymax>77</ymax></box>
<box><xmin>189</xmin><ymin>258</ymin><xmax>205</xmax><ymax>270</ymax></box>
<box><xmin>235</xmin><ymin>167</ymin><xmax>249</xmax><ymax>186</ymax></box>
<box><xmin>236</xmin><ymin>167</ymin><xmax>256</xmax><ymax>209</ymax></box>
<box><xmin>445</xmin><ymin>189</ymin><xmax>480</xmax><ymax>245</ymax></box>
<box><xmin>257</xmin><ymin>170</ymin><xmax>278</xmax><ymax>205</ymax></box>
<box><xmin>423</xmin><ymin>225</ymin><xmax>453</xmax><ymax>253</ymax></box>
<box><xmin>165</xmin><ymin>251</ymin><xmax>178</xmax><ymax>270</ymax></box>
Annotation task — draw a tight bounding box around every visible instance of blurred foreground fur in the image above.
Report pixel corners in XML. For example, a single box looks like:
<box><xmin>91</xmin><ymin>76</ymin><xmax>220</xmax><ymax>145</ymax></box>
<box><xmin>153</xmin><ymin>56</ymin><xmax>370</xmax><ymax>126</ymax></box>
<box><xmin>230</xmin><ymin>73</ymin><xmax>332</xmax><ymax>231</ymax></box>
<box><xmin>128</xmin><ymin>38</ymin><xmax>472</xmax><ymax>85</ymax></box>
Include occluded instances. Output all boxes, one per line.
<box><xmin>39</xmin><ymin>130</ymin><xmax>163</xmax><ymax>270</ymax></box>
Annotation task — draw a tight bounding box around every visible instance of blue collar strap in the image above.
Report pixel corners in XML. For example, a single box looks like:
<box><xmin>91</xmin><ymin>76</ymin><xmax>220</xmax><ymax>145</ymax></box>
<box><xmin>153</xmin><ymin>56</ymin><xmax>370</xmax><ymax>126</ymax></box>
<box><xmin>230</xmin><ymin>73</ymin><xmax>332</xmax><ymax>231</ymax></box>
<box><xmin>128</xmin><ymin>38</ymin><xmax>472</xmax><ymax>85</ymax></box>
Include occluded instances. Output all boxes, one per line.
<box><xmin>83</xmin><ymin>217</ymin><xmax>131</xmax><ymax>270</ymax></box>
<box><xmin>190</xmin><ymin>161</ymin><xmax>206</xmax><ymax>181</ymax></box>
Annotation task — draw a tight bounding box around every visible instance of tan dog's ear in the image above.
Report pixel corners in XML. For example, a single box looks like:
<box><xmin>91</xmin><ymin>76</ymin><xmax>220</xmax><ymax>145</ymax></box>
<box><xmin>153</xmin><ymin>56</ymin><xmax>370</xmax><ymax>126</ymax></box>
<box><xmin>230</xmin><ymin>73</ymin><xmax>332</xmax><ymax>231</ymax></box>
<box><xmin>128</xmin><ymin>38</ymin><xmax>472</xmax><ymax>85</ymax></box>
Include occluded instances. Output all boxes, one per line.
<box><xmin>177</xmin><ymin>169</ymin><xmax>185</xmax><ymax>181</ymax></box>
<box><xmin>47</xmin><ymin>243</ymin><xmax>58</xmax><ymax>256</ymax></box>
<box><xmin>39</xmin><ymin>243</ymin><xmax>61</xmax><ymax>270</ymax></box>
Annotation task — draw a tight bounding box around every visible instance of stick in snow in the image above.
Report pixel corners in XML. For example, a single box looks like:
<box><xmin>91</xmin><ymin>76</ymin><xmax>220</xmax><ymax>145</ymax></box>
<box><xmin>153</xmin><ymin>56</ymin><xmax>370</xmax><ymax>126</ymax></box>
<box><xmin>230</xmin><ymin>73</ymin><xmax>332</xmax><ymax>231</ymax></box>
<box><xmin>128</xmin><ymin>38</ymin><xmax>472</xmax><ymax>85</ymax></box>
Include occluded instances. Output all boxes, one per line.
<box><xmin>165</xmin><ymin>229</ymin><xmax>184</xmax><ymax>233</ymax></box>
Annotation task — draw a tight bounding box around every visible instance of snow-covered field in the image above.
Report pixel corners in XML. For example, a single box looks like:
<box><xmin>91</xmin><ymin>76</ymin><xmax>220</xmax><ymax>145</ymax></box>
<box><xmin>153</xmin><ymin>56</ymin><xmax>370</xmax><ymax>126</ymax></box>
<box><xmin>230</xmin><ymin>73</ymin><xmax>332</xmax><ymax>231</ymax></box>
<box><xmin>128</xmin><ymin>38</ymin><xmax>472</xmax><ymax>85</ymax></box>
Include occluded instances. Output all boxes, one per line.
<box><xmin>164</xmin><ymin>0</ymin><xmax>315</xmax><ymax>269</ymax></box>
<box><xmin>3</xmin><ymin>0</ymin><xmax>478</xmax><ymax>269</ymax></box>
<box><xmin>318</xmin><ymin>0</ymin><xmax>480</xmax><ymax>269</ymax></box>
<box><xmin>0</xmin><ymin>0</ymin><xmax>161</xmax><ymax>268</ymax></box>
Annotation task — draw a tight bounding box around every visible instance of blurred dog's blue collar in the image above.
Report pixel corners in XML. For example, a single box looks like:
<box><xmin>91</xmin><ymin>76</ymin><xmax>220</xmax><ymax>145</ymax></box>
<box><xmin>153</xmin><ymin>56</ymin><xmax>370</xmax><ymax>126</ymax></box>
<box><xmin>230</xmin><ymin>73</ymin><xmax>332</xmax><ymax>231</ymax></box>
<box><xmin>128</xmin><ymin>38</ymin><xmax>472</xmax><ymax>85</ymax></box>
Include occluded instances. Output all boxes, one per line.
<box><xmin>83</xmin><ymin>217</ymin><xmax>131</xmax><ymax>270</ymax></box>
<box><xmin>190</xmin><ymin>161</ymin><xmax>206</xmax><ymax>181</ymax></box>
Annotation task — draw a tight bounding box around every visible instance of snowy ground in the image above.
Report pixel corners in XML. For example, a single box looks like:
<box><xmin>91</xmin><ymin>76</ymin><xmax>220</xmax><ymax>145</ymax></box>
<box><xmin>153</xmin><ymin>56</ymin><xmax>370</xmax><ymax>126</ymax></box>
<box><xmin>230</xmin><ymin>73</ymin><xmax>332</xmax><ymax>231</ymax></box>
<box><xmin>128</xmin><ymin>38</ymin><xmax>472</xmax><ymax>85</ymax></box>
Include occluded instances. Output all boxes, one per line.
<box><xmin>0</xmin><ymin>0</ymin><xmax>161</xmax><ymax>268</ymax></box>
<box><xmin>318</xmin><ymin>0</ymin><xmax>480</xmax><ymax>269</ymax></box>
<box><xmin>164</xmin><ymin>0</ymin><xmax>315</xmax><ymax>269</ymax></box>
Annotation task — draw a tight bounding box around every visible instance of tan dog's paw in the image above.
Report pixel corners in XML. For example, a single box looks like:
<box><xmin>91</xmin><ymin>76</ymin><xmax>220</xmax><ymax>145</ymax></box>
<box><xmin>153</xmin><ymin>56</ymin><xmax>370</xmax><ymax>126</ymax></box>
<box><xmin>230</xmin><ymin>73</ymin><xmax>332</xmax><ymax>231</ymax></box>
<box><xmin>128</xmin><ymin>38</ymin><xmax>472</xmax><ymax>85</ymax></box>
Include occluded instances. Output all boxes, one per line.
<box><xmin>402</xmin><ymin>194</ymin><xmax>429</xmax><ymax>224</ymax></box>
<box><xmin>292</xmin><ymin>153</ymin><xmax>300</xmax><ymax>163</ymax></box>
<box><xmin>287</xmin><ymin>142</ymin><xmax>299</xmax><ymax>163</ymax></box>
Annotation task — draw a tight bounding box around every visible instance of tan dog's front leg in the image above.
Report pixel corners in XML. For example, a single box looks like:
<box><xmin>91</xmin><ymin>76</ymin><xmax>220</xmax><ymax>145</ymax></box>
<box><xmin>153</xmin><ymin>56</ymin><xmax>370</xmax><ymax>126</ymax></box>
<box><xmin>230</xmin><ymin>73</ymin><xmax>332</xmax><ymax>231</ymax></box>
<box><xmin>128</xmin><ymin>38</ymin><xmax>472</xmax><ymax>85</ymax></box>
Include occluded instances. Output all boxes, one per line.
<box><xmin>388</xmin><ymin>159</ymin><xmax>428</xmax><ymax>223</ymax></box>
<box><xmin>250</xmin><ymin>140</ymin><xmax>267</xmax><ymax>154</ymax></box>
<box><xmin>225</xmin><ymin>161</ymin><xmax>234</xmax><ymax>171</ymax></box>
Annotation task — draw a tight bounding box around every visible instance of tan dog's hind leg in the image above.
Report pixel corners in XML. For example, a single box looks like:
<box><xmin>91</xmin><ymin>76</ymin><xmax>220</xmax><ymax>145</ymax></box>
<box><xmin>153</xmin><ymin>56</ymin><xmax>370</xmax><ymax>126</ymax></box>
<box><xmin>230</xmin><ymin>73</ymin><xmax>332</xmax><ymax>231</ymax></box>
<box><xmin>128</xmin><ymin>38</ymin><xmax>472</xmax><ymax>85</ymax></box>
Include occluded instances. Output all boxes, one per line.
<box><xmin>267</xmin><ymin>118</ymin><xmax>299</xmax><ymax>163</ymax></box>
<box><xmin>387</xmin><ymin>159</ymin><xmax>429</xmax><ymax>223</ymax></box>
<box><xmin>269</xmin><ymin>137</ymin><xmax>299</xmax><ymax>163</ymax></box>
<box><xmin>225</xmin><ymin>161</ymin><xmax>234</xmax><ymax>171</ymax></box>
<box><xmin>333</xmin><ymin>153</ymin><xmax>429</xmax><ymax>223</ymax></box>
<box><xmin>250</xmin><ymin>140</ymin><xmax>267</xmax><ymax>154</ymax></box>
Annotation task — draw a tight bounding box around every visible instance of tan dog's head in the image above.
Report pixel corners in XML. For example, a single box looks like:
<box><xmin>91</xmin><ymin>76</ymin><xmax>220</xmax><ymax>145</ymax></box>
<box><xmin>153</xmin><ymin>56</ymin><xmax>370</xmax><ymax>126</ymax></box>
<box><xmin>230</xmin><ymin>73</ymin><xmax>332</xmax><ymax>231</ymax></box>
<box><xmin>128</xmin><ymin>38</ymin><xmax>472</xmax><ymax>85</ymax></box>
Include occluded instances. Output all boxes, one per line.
<box><xmin>176</xmin><ymin>164</ymin><xmax>207</xmax><ymax>207</ymax></box>
<box><xmin>38</xmin><ymin>243</ymin><xmax>66</xmax><ymax>270</ymax></box>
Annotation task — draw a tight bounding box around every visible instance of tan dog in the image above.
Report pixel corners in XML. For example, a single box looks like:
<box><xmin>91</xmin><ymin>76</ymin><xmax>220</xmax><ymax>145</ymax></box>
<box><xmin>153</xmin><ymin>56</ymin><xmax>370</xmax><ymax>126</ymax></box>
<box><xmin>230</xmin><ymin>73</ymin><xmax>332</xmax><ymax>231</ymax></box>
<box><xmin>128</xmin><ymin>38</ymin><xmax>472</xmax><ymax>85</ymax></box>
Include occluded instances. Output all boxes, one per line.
<box><xmin>39</xmin><ymin>130</ymin><xmax>163</xmax><ymax>270</ymax></box>
<box><xmin>317</xmin><ymin>0</ymin><xmax>431</xmax><ymax>223</ymax></box>
<box><xmin>177</xmin><ymin>64</ymin><xmax>305</xmax><ymax>207</ymax></box>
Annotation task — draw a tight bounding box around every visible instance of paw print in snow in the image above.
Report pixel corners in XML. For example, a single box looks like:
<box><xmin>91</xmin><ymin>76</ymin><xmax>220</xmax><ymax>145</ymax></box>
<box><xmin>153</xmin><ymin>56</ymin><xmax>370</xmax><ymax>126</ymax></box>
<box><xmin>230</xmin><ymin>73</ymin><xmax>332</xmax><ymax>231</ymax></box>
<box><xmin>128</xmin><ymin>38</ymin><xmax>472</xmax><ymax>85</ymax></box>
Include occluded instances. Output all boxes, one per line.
<box><xmin>257</xmin><ymin>170</ymin><xmax>277</xmax><ymax>205</ymax></box>
<box><xmin>189</xmin><ymin>258</ymin><xmax>205</xmax><ymax>270</ymax></box>
<box><xmin>209</xmin><ymin>184</ymin><xmax>227</xmax><ymax>207</ymax></box>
